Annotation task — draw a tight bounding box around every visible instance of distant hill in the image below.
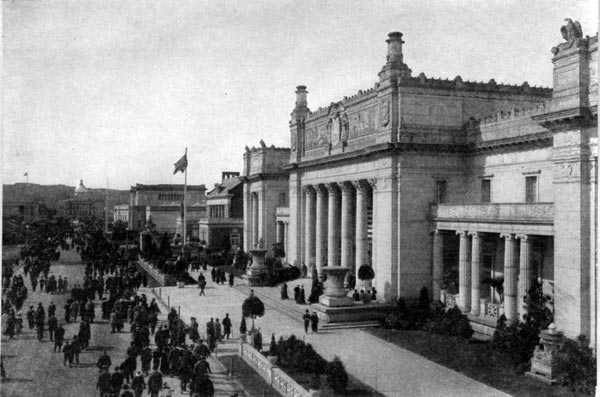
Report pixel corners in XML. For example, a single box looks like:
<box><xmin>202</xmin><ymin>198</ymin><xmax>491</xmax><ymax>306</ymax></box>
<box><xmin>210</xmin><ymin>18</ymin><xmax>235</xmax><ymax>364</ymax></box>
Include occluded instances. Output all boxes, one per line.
<box><xmin>3</xmin><ymin>183</ymin><xmax>130</xmax><ymax>210</ymax></box>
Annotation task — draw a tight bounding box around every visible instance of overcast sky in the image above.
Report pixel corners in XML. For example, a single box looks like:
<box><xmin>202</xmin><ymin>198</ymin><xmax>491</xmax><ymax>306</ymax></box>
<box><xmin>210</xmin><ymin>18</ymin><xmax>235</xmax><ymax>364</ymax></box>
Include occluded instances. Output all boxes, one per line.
<box><xmin>3</xmin><ymin>0</ymin><xmax>598</xmax><ymax>190</ymax></box>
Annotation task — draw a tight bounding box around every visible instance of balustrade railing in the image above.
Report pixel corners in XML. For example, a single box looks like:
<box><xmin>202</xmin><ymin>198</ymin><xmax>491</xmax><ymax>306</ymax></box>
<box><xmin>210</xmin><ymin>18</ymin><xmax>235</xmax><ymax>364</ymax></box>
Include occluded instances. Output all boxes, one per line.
<box><xmin>431</xmin><ymin>203</ymin><xmax>554</xmax><ymax>223</ymax></box>
<box><xmin>480</xmin><ymin>299</ymin><xmax>504</xmax><ymax>320</ymax></box>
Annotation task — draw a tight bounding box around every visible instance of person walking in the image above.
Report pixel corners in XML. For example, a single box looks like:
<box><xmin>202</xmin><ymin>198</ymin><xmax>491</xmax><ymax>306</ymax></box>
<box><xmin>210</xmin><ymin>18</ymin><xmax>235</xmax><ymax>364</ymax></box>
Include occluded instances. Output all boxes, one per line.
<box><xmin>221</xmin><ymin>314</ymin><xmax>232</xmax><ymax>340</ymax></box>
<box><xmin>280</xmin><ymin>283</ymin><xmax>289</xmax><ymax>300</ymax></box>
<box><xmin>228</xmin><ymin>272</ymin><xmax>234</xmax><ymax>287</ymax></box>
<box><xmin>63</xmin><ymin>341</ymin><xmax>74</xmax><ymax>367</ymax></box>
<box><xmin>310</xmin><ymin>311</ymin><xmax>319</xmax><ymax>333</ymax></box>
<box><xmin>147</xmin><ymin>370</ymin><xmax>163</xmax><ymax>397</ymax></box>
<box><xmin>97</xmin><ymin>350</ymin><xmax>112</xmax><ymax>372</ymax></box>
<box><xmin>48</xmin><ymin>314</ymin><xmax>58</xmax><ymax>341</ymax></box>
<box><xmin>54</xmin><ymin>324</ymin><xmax>65</xmax><ymax>352</ymax></box>
<box><xmin>302</xmin><ymin>310</ymin><xmax>311</xmax><ymax>334</ymax></box>
<box><xmin>110</xmin><ymin>366</ymin><xmax>124</xmax><ymax>393</ymax></box>
<box><xmin>131</xmin><ymin>371</ymin><xmax>145</xmax><ymax>397</ymax></box>
<box><xmin>214</xmin><ymin>318</ymin><xmax>222</xmax><ymax>343</ymax></box>
<box><xmin>96</xmin><ymin>367</ymin><xmax>112</xmax><ymax>397</ymax></box>
<box><xmin>26</xmin><ymin>306</ymin><xmax>35</xmax><ymax>329</ymax></box>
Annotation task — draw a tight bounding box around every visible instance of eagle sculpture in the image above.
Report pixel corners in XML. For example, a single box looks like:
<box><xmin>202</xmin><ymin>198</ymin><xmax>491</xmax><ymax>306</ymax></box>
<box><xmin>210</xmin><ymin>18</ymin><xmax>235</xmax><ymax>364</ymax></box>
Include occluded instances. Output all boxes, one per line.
<box><xmin>561</xmin><ymin>18</ymin><xmax>583</xmax><ymax>42</ymax></box>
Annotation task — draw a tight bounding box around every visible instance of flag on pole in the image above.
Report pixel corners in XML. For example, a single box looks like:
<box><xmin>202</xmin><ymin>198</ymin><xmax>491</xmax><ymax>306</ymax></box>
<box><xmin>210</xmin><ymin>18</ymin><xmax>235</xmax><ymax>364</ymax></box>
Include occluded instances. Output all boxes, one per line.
<box><xmin>23</xmin><ymin>172</ymin><xmax>28</xmax><ymax>177</ymax></box>
<box><xmin>173</xmin><ymin>153</ymin><xmax>188</xmax><ymax>174</ymax></box>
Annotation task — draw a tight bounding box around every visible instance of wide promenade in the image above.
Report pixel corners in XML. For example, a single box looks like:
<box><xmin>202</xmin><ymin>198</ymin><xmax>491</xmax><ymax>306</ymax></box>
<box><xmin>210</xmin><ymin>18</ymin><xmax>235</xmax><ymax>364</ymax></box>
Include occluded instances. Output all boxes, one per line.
<box><xmin>157</xmin><ymin>269</ymin><xmax>511</xmax><ymax>397</ymax></box>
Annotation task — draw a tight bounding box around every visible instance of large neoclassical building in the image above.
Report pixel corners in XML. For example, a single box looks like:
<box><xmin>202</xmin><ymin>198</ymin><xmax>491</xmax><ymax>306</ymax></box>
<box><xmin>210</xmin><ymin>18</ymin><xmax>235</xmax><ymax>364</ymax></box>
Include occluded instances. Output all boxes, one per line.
<box><xmin>279</xmin><ymin>22</ymin><xmax>597</xmax><ymax>341</ymax></box>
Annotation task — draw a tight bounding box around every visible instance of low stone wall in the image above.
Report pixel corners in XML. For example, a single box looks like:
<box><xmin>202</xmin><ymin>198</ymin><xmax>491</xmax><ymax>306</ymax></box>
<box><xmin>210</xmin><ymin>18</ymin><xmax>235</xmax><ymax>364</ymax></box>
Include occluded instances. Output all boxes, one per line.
<box><xmin>239</xmin><ymin>342</ymin><xmax>318</xmax><ymax>397</ymax></box>
<box><xmin>137</xmin><ymin>260</ymin><xmax>176</xmax><ymax>287</ymax></box>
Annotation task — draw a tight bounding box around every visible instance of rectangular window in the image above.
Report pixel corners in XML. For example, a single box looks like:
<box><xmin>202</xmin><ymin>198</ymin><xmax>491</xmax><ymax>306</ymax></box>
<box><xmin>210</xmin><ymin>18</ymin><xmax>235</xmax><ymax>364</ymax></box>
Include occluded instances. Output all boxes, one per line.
<box><xmin>435</xmin><ymin>180</ymin><xmax>447</xmax><ymax>203</ymax></box>
<box><xmin>525</xmin><ymin>176</ymin><xmax>538</xmax><ymax>203</ymax></box>
<box><xmin>481</xmin><ymin>179</ymin><xmax>491</xmax><ymax>203</ymax></box>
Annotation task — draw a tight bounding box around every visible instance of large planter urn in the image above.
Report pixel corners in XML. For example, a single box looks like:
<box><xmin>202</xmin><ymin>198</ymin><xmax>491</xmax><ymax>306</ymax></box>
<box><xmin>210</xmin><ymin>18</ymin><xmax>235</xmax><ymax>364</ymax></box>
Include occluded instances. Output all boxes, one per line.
<box><xmin>267</xmin><ymin>355</ymin><xmax>278</xmax><ymax>365</ymax></box>
<box><xmin>245</xmin><ymin>247</ymin><xmax>269</xmax><ymax>286</ymax></box>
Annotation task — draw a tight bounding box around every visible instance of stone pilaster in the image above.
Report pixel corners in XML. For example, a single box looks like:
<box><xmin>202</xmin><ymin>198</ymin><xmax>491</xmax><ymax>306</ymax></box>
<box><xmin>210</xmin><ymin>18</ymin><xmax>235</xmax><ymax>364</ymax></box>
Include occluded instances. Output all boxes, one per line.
<box><xmin>470</xmin><ymin>232</ymin><xmax>481</xmax><ymax>316</ymax></box>
<box><xmin>252</xmin><ymin>193</ymin><xmax>259</xmax><ymax>247</ymax></box>
<box><xmin>517</xmin><ymin>235</ymin><xmax>533</xmax><ymax>321</ymax></box>
<box><xmin>304</xmin><ymin>186</ymin><xmax>316</xmax><ymax>273</ymax></box>
<box><xmin>354</xmin><ymin>180</ymin><xmax>369</xmax><ymax>286</ymax></box>
<box><xmin>315</xmin><ymin>184</ymin><xmax>328</xmax><ymax>278</ymax></box>
<box><xmin>432</xmin><ymin>230</ymin><xmax>444</xmax><ymax>302</ymax></box>
<box><xmin>338</xmin><ymin>181</ymin><xmax>354</xmax><ymax>269</ymax></box>
<box><xmin>502</xmin><ymin>233</ymin><xmax>518</xmax><ymax>324</ymax></box>
<box><xmin>457</xmin><ymin>231</ymin><xmax>471</xmax><ymax>312</ymax></box>
<box><xmin>326</xmin><ymin>183</ymin><xmax>341</xmax><ymax>267</ymax></box>
<box><xmin>258</xmin><ymin>190</ymin><xmax>265</xmax><ymax>244</ymax></box>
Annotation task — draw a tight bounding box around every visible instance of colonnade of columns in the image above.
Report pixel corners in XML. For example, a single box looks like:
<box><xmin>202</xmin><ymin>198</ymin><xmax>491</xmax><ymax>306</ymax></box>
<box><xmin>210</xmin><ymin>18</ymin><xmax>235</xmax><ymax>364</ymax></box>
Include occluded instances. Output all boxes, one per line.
<box><xmin>302</xmin><ymin>180</ymin><xmax>373</xmax><ymax>285</ymax></box>
<box><xmin>432</xmin><ymin>230</ymin><xmax>535</xmax><ymax>324</ymax></box>
<box><xmin>209</xmin><ymin>204</ymin><xmax>228</xmax><ymax>218</ymax></box>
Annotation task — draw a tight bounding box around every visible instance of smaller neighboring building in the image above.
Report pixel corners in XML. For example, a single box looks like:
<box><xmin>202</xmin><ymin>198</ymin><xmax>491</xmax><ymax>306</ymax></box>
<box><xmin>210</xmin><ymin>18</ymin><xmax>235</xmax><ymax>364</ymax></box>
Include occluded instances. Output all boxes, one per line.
<box><xmin>128</xmin><ymin>183</ymin><xmax>207</xmax><ymax>239</ymax></box>
<box><xmin>198</xmin><ymin>172</ymin><xmax>244</xmax><ymax>251</ymax></box>
<box><xmin>3</xmin><ymin>201</ymin><xmax>41</xmax><ymax>223</ymax></box>
<box><xmin>242</xmin><ymin>141</ymin><xmax>290</xmax><ymax>259</ymax></box>
<box><xmin>113</xmin><ymin>204</ymin><xmax>129</xmax><ymax>223</ymax></box>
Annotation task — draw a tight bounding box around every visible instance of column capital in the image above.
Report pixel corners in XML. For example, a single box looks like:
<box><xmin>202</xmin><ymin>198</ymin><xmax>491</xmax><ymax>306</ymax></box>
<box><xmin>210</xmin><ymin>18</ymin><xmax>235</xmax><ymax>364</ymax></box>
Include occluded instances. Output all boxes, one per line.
<box><xmin>500</xmin><ymin>233</ymin><xmax>515</xmax><ymax>240</ymax></box>
<box><xmin>456</xmin><ymin>230</ymin><xmax>468</xmax><ymax>236</ymax></box>
<box><xmin>302</xmin><ymin>185</ymin><xmax>315</xmax><ymax>194</ymax></box>
<box><xmin>367</xmin><ymin>178</ymin><xmax>378</xmax><ymax>190</ymax></box>
<box><xmin>314</xmin><ymin>184</ymin><xmax>328</xmax><ymax>196</ymax></box>
<box><xmin>352</xmin><ymin>180</ymin><xmax>370</xmax><ymax>193</ymax></box>
<box><xmin>468</xmin><ymin>231</ymin><xmax>481</xmax><ymax>238</ymax></box>
<box><xmin>516</xmin><ymin>234</ymin><xmax>531</xmax><ymax>241</ymax></box>
<box><xmin>325</xmin><ymin>182</ymin><xmax>340</xmax><ymax>194</ymax></box>
<box><xmin>337</xmin><ymin>181</ymin><xmax>354</xmax><ymax>193</ymax></box>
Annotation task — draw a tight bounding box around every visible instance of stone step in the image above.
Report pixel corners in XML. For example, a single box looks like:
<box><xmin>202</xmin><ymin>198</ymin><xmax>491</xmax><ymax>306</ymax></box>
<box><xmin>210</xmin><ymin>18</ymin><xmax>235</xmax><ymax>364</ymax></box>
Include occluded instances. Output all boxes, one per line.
<box><xmin>320</xmin><ymin>321</ymin><xmax>381</xmax><ymax>330</ymax></box>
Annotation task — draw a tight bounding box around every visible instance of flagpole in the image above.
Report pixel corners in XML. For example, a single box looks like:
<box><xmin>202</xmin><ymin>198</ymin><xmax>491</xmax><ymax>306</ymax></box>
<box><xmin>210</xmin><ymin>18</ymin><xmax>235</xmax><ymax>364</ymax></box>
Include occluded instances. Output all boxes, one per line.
<box><xmin>183</xmin><ymin>147</ymin><xmax>188</xmax><ymax>246</ymax></box>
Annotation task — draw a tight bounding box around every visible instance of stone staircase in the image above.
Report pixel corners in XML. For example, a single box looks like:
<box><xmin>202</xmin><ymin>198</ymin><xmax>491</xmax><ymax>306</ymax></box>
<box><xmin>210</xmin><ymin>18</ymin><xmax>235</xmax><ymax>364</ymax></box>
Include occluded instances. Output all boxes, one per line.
<box><xmin>236</xmin><ymin>284</ymin><xmax>381</xmax><ymax>330</ymax></box>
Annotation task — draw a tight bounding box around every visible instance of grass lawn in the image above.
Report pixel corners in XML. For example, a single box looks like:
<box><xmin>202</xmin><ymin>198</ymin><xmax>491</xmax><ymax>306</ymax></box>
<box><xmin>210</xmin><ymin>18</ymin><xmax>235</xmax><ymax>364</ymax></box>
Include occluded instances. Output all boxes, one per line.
<box><xmin>366</xmin><ymin>328</ymin><xmax>587</xmax><ymax>397</ymax></box>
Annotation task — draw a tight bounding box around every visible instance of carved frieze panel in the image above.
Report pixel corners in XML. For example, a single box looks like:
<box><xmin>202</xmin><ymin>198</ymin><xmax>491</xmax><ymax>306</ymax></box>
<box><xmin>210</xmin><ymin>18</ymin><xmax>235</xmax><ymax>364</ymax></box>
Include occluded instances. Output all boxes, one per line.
<box><xmin>290</xmin><ymin>130</ymin><xmax>297</xmax><ymax>151</ymax></box>
<box><xmin>554</xmin><ymin>161</ymin><xmax>581</xmax><ymax>180</ymax></box>
<box><xmin>380</xmin><ymin>99</ymin><xmax>390</xmax><ymax>127</ymax></box>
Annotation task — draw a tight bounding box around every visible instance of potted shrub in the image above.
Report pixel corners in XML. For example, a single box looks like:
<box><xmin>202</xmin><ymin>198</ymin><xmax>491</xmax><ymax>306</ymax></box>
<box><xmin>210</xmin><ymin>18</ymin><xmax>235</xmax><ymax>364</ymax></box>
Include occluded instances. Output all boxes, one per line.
<box><xmin>242</xmin><ymin>295</ymin><xmax>265</xmax><ymax>331</ymax></box>
<box><xmin>267</xmin><ymin>333</ymin><xmax>278</xmax><ymax>365</ymax></box>
<box><xmin>239</xmin><ymin>316</ymin><xmax>247</xmax><ymax>343</ymax></box>
<box><xmin>357</xmin><ymin>264</ymin><xmax>375</xmax><ymax>289</ymax></box>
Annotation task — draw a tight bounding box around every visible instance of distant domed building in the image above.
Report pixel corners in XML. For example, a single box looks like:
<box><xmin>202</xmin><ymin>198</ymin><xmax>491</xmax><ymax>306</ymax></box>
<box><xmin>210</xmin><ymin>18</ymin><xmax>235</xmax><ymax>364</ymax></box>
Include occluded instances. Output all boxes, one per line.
<box><xmin>74</xmin><ymin>179</ymin><xmax>89</xmax><ymax>196</ymax></box>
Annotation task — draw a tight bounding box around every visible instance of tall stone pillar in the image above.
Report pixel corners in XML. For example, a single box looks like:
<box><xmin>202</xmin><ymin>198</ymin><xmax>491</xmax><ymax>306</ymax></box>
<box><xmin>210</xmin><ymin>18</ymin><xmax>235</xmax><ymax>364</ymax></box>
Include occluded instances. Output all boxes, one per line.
<box><xmin>315</xmin><ymin>185</ymin><xmax>328</xmax><ymax>278</ymax></box>
<box><xmin>276</xmin><ymin>221</ymin><xmax>282</xmax><ymax>244</ymax></box>
<box><xmin>252</xmin><ymin>193</ymin><xmax>259</xmax><ymax>247</ymax></box>
<box><xmin>457</xmin><ymin>231</ymin><xmax>471</xmax><ymax>312</ymax></box>
<box><xmin>470</xmin><ymin>232</ymin><xmax>481</xmax><ymax>316</ymax></box>
<box><xmin>326</xmin><ymin>183</ymin><xmax>341</xmax><ymax>267</ymax></box>
<box><xmin>339</xmin><ymin>182</ymin><xmax>354</xmax><ymax>269</ymax></box>
<box><xmin>284</xmin><ymin>222</ymin><xmax>289</xmax><ymax>261</ymax></box>
<box><xmin>432</xmin><ymin>230</ymin><xmax>444</xmax><ymax>302</ymax></box>
<box><xmin>502</xmin><ymin>233</ymin><xmax>519</xmax><ymax>324</ymax></box>
<box><xmin>517</xmin><ymin>235</ymin><xmax>533</xmax><ymax>321</ymax></box>
<box><xmin>304</xmin><ymin>186</ymin><xmax>316</xmax><ymax>274</ymax></box>
<box><xmin>257</xmin><ymin>190</ymin><xmax>265</xmax><ymax>244</ymax></box>
<box><xmin>354</xmin><ymin>180</ymin><xmax>369</xmax><ymax>286</ymax></box>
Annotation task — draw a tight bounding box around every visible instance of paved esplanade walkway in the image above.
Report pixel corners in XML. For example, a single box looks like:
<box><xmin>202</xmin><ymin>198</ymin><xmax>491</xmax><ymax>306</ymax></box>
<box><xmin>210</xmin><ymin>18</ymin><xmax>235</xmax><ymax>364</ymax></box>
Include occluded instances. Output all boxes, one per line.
<box><xmin>148</xmin><ymin>273</ymin><xmax>511</xmax><ymax>397</ymax></box>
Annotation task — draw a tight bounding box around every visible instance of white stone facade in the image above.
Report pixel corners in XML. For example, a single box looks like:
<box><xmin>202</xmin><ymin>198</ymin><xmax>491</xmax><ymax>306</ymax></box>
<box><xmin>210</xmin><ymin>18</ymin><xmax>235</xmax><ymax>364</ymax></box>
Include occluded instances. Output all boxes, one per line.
<box><xmin>281</xmin><ymin>27</ymin><xmax>597</xmax><ymax>343</ymax></box>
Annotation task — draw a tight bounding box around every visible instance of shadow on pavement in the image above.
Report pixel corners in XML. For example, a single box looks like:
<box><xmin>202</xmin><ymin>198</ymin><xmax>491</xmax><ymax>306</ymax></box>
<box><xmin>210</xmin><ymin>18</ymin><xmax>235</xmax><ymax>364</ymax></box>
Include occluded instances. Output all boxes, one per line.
<box><xmin>1</xmin><ymin>377</ymin><xmax>34</xmax><ymax>383</ymax></box>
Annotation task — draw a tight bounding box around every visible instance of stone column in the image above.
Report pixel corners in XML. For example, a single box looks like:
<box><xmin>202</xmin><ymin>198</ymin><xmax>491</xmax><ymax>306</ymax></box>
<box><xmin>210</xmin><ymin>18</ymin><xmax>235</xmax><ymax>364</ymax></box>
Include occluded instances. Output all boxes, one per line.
<box><xmin>276</xmin><ymin>221</ymin><xmax>282</xmax><ymax>244</ymax></box>
<box><xmin>517</xmin><ymin>235</ymin><xmax>533</xmax><ymax>321</ymax></box>
<box><xmin>315</xmin><ymin>185</ymin><xmax>328</xmax><ymax>278</ymax></box>
<box><xmin>339</xmin><ymin>182</ymin><xmax>354</xmax><ymax>269</ymax></box>
<box><xmin>284</xmin><ymin>222</ymin><xmax>289</xmax><ymax>261</ymax></box>
<box><xmin>304</xmin><ymin>186</ymin><xmax>316</xmax><ymax>274</ymax></box>
<box><xmin>252</xmin><ymin>193</ymin><xmax>259</xmax><ymax>246</ymax></box>
<box><xmin>470</xmin><ymin>232</ymin><xmax>481</xmax><ymax>316</ymax></box>
<box><xmin>258</xmin><ymin>191</ymin><xmax>265</xmax><ymax>243</ymax></box>
<box><xmin>432</xmin><ymin>230</ymin><xmax>444</xmax><ymax>302</ymax></box>
<box><xmin>457</xmin><ymin>231</ymin><xmax>471</xmax><ymax>312</ymax></box>
<box><xmin>502</xmin><ymin>233</ymin><xmax>518</xmax><ymax>324</ymax></box>
<box><xmin>326</xmin><ymin>183</ymin><xmax>341</xmax><ymax>267</ymax></box>
<box><xmin>354</xmin><ymin>180</ymin><xmax>369</xmax><ymax>286</ymax></box>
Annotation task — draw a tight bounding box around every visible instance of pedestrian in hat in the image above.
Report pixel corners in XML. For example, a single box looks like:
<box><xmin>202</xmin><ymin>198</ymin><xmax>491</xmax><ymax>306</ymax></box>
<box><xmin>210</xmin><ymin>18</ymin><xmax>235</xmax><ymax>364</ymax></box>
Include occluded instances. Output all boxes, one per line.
<box><xmin>97</xmin><ymin>350</ymin><xmax>112</xmax><ymax>372</ymax></box>
<box><xmin>96</xmin><ymin>367</ymin><xmax>112</xmax><ymax>396</ymax></box>
<box><xmin>147</xmin><ymin>370</ymin><xmax>163</xmax><ymax>397</ymax></box>
<box><xmin>54</xmin><ymin>324</ymin><xmax>65</xmax><ymax>352</ymax></box>
<box><xmin>310</xmin><ymin>311</ymin><xmax>319</xmax><ymax>333</ymax></box>
<box><xmin>131</xmin><ymin>371</ymin><xmax>145</xmax><ymax>397</ymax></box>
<box><xmin>302</xmin><ymin>310</ymin><xmax>311</xmax><ymax>334</ymax></box>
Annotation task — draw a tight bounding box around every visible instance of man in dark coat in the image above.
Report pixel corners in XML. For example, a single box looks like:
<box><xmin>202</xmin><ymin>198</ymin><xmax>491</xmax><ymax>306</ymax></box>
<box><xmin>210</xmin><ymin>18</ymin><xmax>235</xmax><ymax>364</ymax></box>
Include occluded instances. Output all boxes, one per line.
<box><xmin>147</xmin><ymin>370</ymin><xmax>163</xmax><ymax>397</ymax></box>
<box><xmin>26</xmin><ymin>306</ymin><xmax>35</xmax><ymax>329</ymax></box>
<box><xmin>110</xmin><ymin>366</ymin><xmax>124</xmax><ymax>393</ymax></box>
<box><xmin>310</xmin><ymin>311</ymin><xmax>319</xmax><ymax>333</ymax></box>
<box><xmin>221</xmin><ymin>314</ymin><xmax>232</xmax><ymax>340</ymax></box>
<box><xmin>48</xmin><ymin>314</ymin><xmax>58</xmax><ymax>341</ymax></box>
<box><xmin>97</xmin><ymin>350</ymin><xmax>112</xmax><ymax>372</ymax></box>
<box><xmin>152</xmin><ymin>348</ymin><xmax>161</xmax><ymax>371</ymax></box>
<box><xmin>140</xmin><ymin>346</ymin><xmax>152</xmax><ymax>375</ymax></box>
<box><xmin>96</xmin><ymin>367</ymin><xmax>112</xmax><ymax>396</ymax></box>
<box><xmin>131</xmin><ymin>371</ymin><xmax>145</xmax><ymax>397</ymax></box>
<box><xmin>302</xmin><ymin>310</ymin><xmax>311</xmax><ymax>333</ymax></box>
<box><xmin>293</xmin><ymin>285</ymin><xmax>300</xmax><ymax>303</ymax></box>
<box><xmin>54</xmin><ymin>324</ymin><xmax>65</xmax><ymax>352</ymax></box>
<box><xmin>63</xmin><ymin>341</ymin><xmax>74</xmax><ymax>367</ymax></box>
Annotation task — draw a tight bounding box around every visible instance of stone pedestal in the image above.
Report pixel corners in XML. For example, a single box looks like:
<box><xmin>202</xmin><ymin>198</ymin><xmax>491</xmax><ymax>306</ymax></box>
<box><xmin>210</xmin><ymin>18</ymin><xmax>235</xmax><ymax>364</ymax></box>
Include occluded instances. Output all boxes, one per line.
<box><xmin>244</xmin><ymin>249</ymin><xmax>269</xmax><ymax>286</ymax></box>
<box><xmin>319</xmin><ymin>267</ymin><xmax>353</xmax><ymax>307</ymax></box>
<box><xmin>526</xmin><ymin>324</ymin><xmax>565</xmax><ymax>384</ymax></box>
